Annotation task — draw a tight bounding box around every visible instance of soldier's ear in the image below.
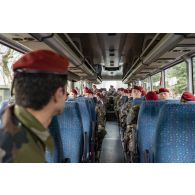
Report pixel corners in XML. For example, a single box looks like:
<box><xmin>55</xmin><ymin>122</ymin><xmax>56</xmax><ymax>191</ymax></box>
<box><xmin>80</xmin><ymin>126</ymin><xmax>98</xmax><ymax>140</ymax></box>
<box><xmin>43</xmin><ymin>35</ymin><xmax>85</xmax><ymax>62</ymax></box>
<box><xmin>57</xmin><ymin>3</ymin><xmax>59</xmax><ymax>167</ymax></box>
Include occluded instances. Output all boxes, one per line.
<box><xmin>53</xmin><ymin>87</ymin><xmax>65</xmax><ymax>103</ymax></box>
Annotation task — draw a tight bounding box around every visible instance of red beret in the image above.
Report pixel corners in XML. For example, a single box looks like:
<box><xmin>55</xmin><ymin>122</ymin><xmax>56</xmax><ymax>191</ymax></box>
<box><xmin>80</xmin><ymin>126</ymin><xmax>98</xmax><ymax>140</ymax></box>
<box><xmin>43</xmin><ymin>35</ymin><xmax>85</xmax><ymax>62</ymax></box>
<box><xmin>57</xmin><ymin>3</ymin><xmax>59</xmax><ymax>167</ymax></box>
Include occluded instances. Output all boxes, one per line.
<box><xmin>96</xmin><ymin>92</ymin><xmax>103</xmax><ymax>98</ymax></box>
<box><xmin>71</xmin><ymin>89</ymin><xmax>78</xmax><ymax>95</ymax></box>
<box><xmin>141</xmin><ymin>90</ymin><xmax>147</xmax><ymax>96</ymax></box>
<box><xmin>13</xmin><ymin>50</ymin><xmax>69</xmax><ymax>74</ymax></box>
<box><xmin>181</xmin><ymin>92</ymin><xmax>195</xmax><ymax>101</ymax></box>
<box><xmin>124</xmin><ymin>89</ymin><xmax>128</xmax><ymax>93</ymax></box>
<box><xmin>133</xmin><ymin>86</ymin><xmax>143</xmax><ymax>92</ymax></box>
<box><xmin>159</xmin><ymin>88</ymin><xmax>169</xmax><ymax>93</ymax></box>
<box><xmin>84</xmin><ymin>87</ymin><xmax>93</xmax><ymax>94</ymax></box>
<box><xmin>145</xmin><ymin>91</ymin><xmax>158</xmax><ymax>101</ymax></box>
<box><xmin>88</xmin><ymin>89</ymin><xmax>93</xmax><ymax>94</ymax></box>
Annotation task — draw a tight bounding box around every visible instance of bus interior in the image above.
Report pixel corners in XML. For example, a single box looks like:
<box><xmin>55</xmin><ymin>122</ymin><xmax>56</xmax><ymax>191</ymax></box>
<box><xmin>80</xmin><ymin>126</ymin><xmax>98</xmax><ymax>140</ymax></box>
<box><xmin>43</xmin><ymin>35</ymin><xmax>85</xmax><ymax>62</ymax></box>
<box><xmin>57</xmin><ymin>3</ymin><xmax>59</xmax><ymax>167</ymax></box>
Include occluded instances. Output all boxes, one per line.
<box><xmin>1</xmin><ymin>33</ymin><xmax>195</xmax><ymax>163</ymax></box>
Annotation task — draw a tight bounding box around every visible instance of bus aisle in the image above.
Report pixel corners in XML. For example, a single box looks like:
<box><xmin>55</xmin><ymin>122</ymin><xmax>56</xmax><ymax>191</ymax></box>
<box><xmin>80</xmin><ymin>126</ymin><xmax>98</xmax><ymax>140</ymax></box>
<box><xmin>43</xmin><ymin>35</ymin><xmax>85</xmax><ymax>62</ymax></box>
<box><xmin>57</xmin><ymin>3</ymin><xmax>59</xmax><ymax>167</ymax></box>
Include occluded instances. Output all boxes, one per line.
<box><xmin>100</xmin><ymin>121</ymin><xmax>125</xmax><ymax>163</ymax></box>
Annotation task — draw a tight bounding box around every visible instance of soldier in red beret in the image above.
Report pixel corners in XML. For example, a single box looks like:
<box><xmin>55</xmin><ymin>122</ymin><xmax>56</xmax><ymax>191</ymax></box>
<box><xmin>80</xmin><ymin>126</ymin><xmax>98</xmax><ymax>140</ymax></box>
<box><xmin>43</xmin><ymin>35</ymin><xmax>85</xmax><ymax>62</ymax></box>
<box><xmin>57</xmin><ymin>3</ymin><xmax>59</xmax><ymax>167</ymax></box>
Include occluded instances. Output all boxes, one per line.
<box><xmin>0</xmin><ymin>50</ymin><xmax>69</xmax><ymax>163</ymax></box>
<box><xmin>69</xmin><ymin>89</ymin><xmax>78</xmax><ymax>99</ymax></box>
<box><xmin>181</xmin><ymin>91</ymin><xmax>195</xmax><ymax>102</ymax></box>
<box><xmin>145</xmin><ymin>91</ymin><xmax>158</xmax><ymax>101</ymax></box>
<box><xmin>158</xmin><ymin>88</ymin><xmax>170</xmax><ymax>100</ymax></box>
<box><xmin>132</xmin><ymin>85</ymin><xmax>142</xmax><ymax>99</ymax></box>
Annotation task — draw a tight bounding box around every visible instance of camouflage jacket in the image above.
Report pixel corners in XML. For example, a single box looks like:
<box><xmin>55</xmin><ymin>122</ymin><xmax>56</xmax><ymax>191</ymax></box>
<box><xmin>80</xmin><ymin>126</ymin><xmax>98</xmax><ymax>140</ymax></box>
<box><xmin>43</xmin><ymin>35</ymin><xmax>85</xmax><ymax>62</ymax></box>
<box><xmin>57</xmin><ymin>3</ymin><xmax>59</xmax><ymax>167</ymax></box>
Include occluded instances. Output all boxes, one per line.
<box><xmin>0</xmin><ymin>105</ymin><xmax>54</xmax><ymax>163</ymax></box>
<box><xmin>95</xmin><ymin>100</ymin><xmax>106</xmax><ymax>127</ymax></box>
<box><xmin>126</xmin><ymin>105</ymin><xmax>140</xmax><ymax>125</ymax></box>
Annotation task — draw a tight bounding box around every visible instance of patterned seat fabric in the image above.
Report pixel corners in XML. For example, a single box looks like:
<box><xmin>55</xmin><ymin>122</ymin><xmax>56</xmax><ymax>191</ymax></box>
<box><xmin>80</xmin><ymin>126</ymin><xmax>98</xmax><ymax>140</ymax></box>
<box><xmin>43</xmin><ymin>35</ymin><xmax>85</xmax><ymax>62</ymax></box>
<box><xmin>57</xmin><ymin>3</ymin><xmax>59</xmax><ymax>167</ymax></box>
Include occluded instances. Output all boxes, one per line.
<box><xmin>137</xmin><ymin>101</ymin><xmax>167</xmax><ymax>162</ymax></box>
<box><xmin>121</xmin><ymin>96</ymin><xmax>128</xmax><ymax>104</ymax></box>
<box><xmin>0</xmin><ymin>100</ymin><xmax>9</xmax><ymax>128</ymax></box>
<box><xmin>154</xmin><ymin>102</ymin><xmax>195</xmax><ymax>163</ymax></box>
<box><xmin>132</xmin><ymin>98</ymin><xmax>144</xmax><ymax>106</ymax></box>
<box><xmin>45</xmin><ymin>116</ymin><xmax>64</xmax><ymax>163</ymax></box>
<box><xmin>57</xmin><ymin>101</ymin><xmax>84</xmax><ymax>163</ymax></box>
<box><xmin>76</xmin><ymin>97</ymin><xmax>92</xmax><ymax>158</ymax></box>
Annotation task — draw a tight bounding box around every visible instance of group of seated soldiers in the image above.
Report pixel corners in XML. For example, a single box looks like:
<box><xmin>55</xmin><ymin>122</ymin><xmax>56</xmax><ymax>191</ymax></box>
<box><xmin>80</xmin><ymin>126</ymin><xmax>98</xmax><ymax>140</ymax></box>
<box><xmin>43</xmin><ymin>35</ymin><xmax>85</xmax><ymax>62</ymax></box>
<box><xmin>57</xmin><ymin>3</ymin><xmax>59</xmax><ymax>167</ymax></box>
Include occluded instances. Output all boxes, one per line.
<box><xmin>67</xmin><ymin>85</ymin><xmax>108</xmax><ymax>161</ymax></box>
<box><xmin>113</xmin><ymin>86</ymin><xmax>195</xmax><ymax>162</ymax></box>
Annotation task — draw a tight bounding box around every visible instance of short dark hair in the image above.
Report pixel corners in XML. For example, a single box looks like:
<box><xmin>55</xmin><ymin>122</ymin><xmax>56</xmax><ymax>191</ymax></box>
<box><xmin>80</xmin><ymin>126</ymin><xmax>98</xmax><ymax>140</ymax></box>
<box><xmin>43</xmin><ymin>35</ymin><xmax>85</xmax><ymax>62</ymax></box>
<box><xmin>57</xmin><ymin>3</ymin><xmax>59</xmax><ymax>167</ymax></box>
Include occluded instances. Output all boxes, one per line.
<box><xmin>14</xmin><ymin>72</ymin><xmax>67</xmax><ymax>110</ymax></box>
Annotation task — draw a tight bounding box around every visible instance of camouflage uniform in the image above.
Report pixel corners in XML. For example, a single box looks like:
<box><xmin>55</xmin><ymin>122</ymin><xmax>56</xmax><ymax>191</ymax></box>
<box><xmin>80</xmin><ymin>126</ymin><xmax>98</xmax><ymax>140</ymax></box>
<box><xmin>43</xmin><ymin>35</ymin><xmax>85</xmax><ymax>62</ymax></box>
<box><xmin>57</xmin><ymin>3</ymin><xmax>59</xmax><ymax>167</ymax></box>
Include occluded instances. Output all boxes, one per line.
<box><xmin>120</xmin><ymin>98</ymin><xmax>133</xmax><ymax>130</ymax></box>
<box><xmin>0</xmin><ymin>105</ymin><xmax>54</xmax><ymax>163</ymax></box>
<box><xmin>123</xmin><ymin>105</ymin><xmax>140</xmax><ymax>162</ymax></box>
<box><xmin>95</xmin><ymin>100</ymin><xmax>107</xmax><ymax>160</ymax></box>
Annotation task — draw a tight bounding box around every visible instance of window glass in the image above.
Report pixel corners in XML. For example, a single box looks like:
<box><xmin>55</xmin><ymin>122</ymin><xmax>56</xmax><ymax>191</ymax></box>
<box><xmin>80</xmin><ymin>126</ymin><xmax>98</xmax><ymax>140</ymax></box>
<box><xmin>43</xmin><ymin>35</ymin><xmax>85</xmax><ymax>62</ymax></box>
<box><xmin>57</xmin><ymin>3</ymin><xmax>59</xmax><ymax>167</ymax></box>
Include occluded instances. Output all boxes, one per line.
<box><xmin>0</xmin><ymin>43</ymin><xmax>22</xmax><ymax>102</ymax></box>
<box><xmin>142</xmin><ymin>77</ymin><xmax>151</xmax><ymax>92</ymax></box>
<box><xmin>192</xmin><ymin>57</ymin><xmax>195</xmax><ymax>93</ymax></box>
<box><xmin>165</xmin><ymin>61</ymin><xmax>187</xmax><ymax>98</ymax></box>
<box><xmin>151</xmin><ymin>72</ymin><xmax>161</xmax><ymax>91</ymax></box>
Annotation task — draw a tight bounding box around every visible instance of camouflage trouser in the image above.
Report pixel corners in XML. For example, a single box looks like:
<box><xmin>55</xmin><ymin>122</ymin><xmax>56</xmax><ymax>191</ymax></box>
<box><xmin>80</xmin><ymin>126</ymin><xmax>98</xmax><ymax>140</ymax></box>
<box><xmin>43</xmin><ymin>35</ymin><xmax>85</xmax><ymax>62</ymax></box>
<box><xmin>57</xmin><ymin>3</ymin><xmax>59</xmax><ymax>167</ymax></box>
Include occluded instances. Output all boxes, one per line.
<box><xmin>95</xmin><ymin>125</ymin><xmax>107</xmax><ymax>158</ymax></box>
<box><xmin>123</xmin><ymin>124</ymin><xmax>137</xmax><ymax>162</ymax></box>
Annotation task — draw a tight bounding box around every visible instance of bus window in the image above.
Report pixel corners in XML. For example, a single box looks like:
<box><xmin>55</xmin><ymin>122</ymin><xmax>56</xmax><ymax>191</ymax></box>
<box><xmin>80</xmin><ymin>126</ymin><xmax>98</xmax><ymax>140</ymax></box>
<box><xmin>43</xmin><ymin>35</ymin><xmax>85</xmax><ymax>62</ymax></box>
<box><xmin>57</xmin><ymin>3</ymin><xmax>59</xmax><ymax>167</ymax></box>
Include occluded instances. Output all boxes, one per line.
<box><xmin>142</xmin><ymin>77</ymin><xmax>151</xmax><ymax>92</ymax></box>
<box><xmin>165</xmin><ymin>61</ymin><xmax>187</xmax><ymax>98</ymax></box>
<box><xmin>151</xmin><ymin>72</ymin><xmax>161</xmax><ymax>91</ymax></box>
<box><xmin>0</xmin><ymin>43</ymin><xmax>22</xmax><ymax>103</ymax></box>
<box><xmin>192</xmin><ymin>56</ymin><xmax>195</xmax><ymax>93</ymax></box>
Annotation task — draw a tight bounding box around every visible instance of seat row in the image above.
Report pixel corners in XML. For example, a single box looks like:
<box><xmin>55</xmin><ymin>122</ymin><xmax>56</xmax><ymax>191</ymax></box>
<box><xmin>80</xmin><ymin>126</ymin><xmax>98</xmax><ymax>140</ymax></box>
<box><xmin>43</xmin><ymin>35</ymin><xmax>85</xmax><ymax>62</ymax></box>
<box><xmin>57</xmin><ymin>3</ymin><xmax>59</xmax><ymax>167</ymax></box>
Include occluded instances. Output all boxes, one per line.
<box><xmin>46</xmin><ymin>97</ymin><xmax>96</xmax><ymax>163</ymax></box>
<box><xmin>137</xmin><ymin>100</ymin><xmax>195</xmax><ymax>163</ymax></box>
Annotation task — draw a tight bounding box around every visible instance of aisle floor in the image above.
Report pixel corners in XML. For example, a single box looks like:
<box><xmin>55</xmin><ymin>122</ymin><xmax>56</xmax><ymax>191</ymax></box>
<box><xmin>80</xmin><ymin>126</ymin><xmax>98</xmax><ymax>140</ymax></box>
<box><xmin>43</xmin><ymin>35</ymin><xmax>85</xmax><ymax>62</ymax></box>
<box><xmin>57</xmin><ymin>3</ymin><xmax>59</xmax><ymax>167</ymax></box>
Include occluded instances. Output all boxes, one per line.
<box><xmin>100</xmin><ymin>121</ymin><xmax>125</xmax><ymax>163</ymax></box>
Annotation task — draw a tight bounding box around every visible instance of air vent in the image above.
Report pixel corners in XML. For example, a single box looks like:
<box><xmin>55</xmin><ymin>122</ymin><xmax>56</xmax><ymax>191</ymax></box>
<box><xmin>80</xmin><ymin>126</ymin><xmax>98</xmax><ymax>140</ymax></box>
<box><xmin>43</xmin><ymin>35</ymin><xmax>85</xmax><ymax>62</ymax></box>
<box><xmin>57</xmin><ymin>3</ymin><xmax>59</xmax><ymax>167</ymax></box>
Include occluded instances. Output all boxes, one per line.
<box><xmin>173</xmin><ymin>49</ymin><xmax>182</xmax><ymax>52</ymax></box>
<box><xmin>110</xmin><ymin>72</ymin><xmax>113</xmax><ymax>74</ymax></box>
<box><xmin>109</xmin><ymin>53</ymin><xmax>115</xmax><ymax>56</ymax></box>
<box><xmin>24</xmin><ymin>37</ymin><xmax>35</xmax><ymax>41</ymax></box>
<box><xmin>108</xmin><ymin>33</ymin><xmax>116</xmax><ymax>36</ymax></box>
<box><xmin>183</xmin><ymin>49</ymin><xmax>191</xmax><ymax>52</ymax></box>
<box><xmin>105</xmin><ymin>67</ymin><xmax>119</xmax><ymax>71</ymax></box>
<box><xmin>12</xmin><ymin>37</ymin><xmax>23</xmax><ymax>41</ymax></box>
<box><xmin>109</xmin><ymin>48</ymin><xmax>115</xmax><ymax>52</ymax></box>
<box><xmin>110</xmin><ymin>60</ymin><xmax>114</xmax><ymax>63</ymax></box>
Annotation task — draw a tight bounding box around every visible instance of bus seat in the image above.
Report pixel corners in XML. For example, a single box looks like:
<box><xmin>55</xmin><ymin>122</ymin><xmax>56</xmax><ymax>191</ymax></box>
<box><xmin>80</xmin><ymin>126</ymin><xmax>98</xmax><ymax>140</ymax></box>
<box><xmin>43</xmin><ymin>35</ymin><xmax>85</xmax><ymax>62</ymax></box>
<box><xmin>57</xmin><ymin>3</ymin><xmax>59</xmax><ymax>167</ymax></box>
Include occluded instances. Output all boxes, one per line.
<box><xmin>121</xmin><ymin>96</ymin><xmax>128</xmax><ymax>104</ymax></box>
<box><xmin>57</xmin><ymin>101</ymin><xmax>84</xmax><ymax>163</ymax></box>
<box><xmin>0</xmin><ymin>100</ymin><xmax>9</xmax><ymax>128</ymax></box>
<box><xmin>132</xmin><ymin>98</ymin><xmax>144</xmax><ymax>106</ymax></box>
<box><xmin>154</xmin><ymin>102</ymin><xmax>195</xmax><ymax>163</ymax></box>
<box><xmin>45</xmin><ymin>116</ymin><xmax>64</xmax><ymax>163</ymax></box>
<box><xmin>76</xmin><ymin>98</ymin><xmax>93</xmax><ymax>160</ymax></box>
<box><xmin>137</xmin><ymin>101</ymin><xmax>167</xmax><ymax>162</ymax></box>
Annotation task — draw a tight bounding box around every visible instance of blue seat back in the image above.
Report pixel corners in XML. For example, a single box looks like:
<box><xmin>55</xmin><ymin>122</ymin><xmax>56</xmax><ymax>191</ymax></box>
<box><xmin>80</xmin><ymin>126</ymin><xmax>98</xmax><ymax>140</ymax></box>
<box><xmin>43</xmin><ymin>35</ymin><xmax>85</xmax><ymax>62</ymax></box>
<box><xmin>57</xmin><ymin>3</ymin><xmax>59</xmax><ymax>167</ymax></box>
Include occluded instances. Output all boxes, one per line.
<box><xmin>88</xmin><ymin>98</ymin><xmax>96</xmax><ymax>122</ymax></box>
<box><xmin>154</xmin><ymin>102</ymin><xmax>195</xmax><ymax>163</ymax></box>
<box><xmin>137</xmin><ymin>100</ymin><xmax>168</xmax><ymax>162</ymax></box>
<box><xmin>75</xmin><ymin>97</ymin><xmax>92</xmax><ymax>156</ymax></box>
<box><xmin>0</xmin><ymin>100</ymin><xmax>9</xmax><ymax>128</ymax></box>
<box><xmin>132</xmin><ymin>98</ymin><xmax>144</xmax><ymax>106</ymax></box>
<box><xmin>45</xmin><ymin>116</ymin><xmax>64</xmax><ymax>163</ymax></box>
<box><xmin>121</xmin><ymin>96</ymin><xmax>128</xmax><ymax>104</ymax></box>
<box><xmin>57</xmin><ymin>101</ymin><xmax>84</xmax><ymax>163</ymax></box>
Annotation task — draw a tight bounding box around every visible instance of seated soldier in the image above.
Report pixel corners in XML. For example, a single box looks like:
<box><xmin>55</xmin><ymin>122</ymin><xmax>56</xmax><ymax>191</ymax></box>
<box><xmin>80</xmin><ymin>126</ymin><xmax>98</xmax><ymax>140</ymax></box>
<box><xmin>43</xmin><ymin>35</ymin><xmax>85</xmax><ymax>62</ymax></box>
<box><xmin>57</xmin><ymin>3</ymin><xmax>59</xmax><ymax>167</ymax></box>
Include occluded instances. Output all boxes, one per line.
<box><xmin>0</xmin><ymin>50</ymin><xmax>69</xmax><ymax>163</ymax></box>
<box><xmin>180</xmin><ymin>91</ymin><xmax>195</xmax><ymax>102</ymax></box>
<box><xmin>158</xmin><ymin>88</ymin><xmax>170</xmax><ymax>100</ymax></box>
<box><xmin>69</xmin><ymin>89</ymin><xmax>78</xmax><ymax>99</ymax></box>
<box><xmin>95</xmin><ymin>92</ymin><xmax>107</xmax><ymax>161</ymax></box>
<box><xmin>145</xmin><ymin>91</ymin><xmax>158</xmax><ymax>101</ymax></box>
<box><xmin>92</xmin><ymin>84</ymin><xmax>98</xmax><ymax>93</ymax></box>
<box><xmin>132</xmin><ymin>85</ymin><xmax>142</xmax><ymax>99</ymax></box>
<box><xmin>123</xmin><ymin>85</ymin><xmax>144</xmax><ymax>162</ymax></box>
<box><xmin>120</xmin><ymin>89</ymin><xmax>133</xmax><ymax>130</ymax></box>
<box><xmin>84</xmin><ymin>87</ymin><xmax>94</xmax><ymax>98</ymax></box>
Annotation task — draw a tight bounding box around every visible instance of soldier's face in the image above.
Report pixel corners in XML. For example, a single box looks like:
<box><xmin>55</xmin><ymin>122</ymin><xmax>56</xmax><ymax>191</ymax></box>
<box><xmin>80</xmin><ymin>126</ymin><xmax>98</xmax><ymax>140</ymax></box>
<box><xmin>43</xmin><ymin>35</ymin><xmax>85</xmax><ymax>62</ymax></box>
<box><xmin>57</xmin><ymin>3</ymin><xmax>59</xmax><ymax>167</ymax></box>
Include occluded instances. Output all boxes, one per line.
<box><xmin>159</xmin><ymin>92</ymin><xmax>169</xmax><ymax>100</ymax></box>
<box><xmin>132</xmin><ymin>89</ymin><xmax>141</xmax><ymax>98</ymax></box>
<box><xmin>69</xmin><ymin>92</ymin><xmax>76</xmax><ymax>98</ymax></box>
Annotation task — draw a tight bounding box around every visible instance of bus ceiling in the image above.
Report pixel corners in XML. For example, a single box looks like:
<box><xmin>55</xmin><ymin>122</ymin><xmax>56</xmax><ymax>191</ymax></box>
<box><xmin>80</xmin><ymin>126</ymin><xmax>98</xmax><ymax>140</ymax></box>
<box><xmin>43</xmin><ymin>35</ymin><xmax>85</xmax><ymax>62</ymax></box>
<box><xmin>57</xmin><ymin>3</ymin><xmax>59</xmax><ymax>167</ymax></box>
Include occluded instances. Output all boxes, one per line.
<box><xmin>1</xmin><ymin>33</ymin><xmax>195</xmax><ymax>84</ymax></box>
